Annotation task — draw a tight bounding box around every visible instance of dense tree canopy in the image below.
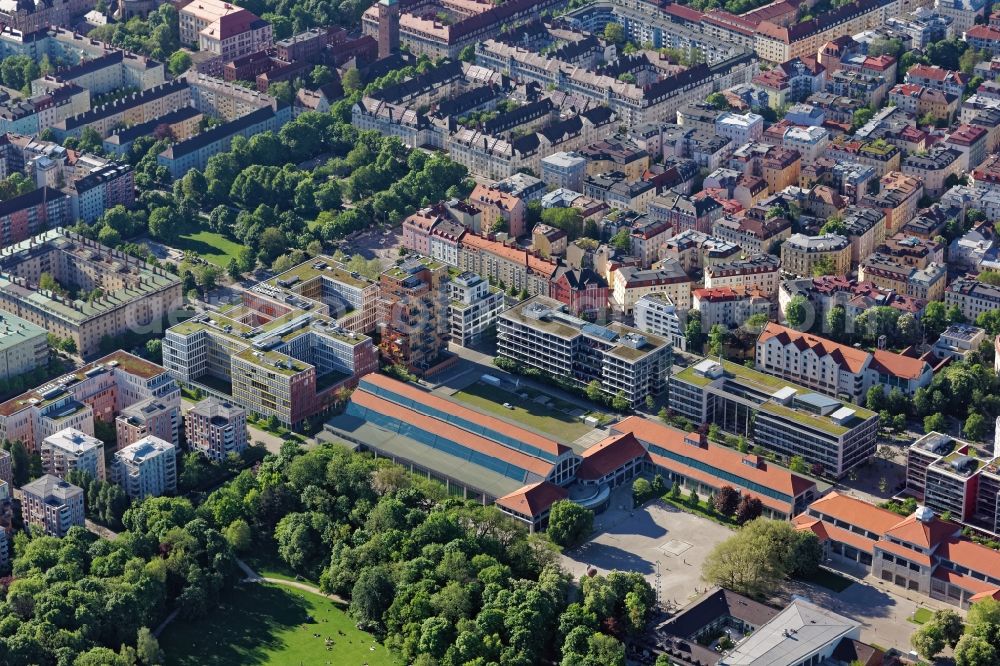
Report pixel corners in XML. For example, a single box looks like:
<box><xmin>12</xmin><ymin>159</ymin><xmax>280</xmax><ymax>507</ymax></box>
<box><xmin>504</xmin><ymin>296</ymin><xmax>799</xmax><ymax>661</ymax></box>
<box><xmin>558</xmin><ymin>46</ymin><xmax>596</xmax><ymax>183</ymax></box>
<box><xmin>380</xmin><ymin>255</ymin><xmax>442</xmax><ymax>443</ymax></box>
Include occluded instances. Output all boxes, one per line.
<box><xmin>0</xmin><ymin>497</ymin><xmax>235</xmax><ymax>664</ymax></box>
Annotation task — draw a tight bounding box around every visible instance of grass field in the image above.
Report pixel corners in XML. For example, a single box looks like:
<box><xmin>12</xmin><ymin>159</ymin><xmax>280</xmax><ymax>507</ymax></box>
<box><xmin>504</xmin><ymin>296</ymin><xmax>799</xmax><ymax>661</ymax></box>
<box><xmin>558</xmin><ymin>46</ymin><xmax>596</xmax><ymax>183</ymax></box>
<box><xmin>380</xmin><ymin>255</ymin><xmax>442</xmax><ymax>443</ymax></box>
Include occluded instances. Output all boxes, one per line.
<box><xmin>909</xmin><ymin>607</ymin><xmax>933</xmax><ymax>624</ymax></box>
<box><xmin>161</xmin><ymin>583</ymin><xmax>397</xmax><ymax>666</ymax></box>
<box><xmin>175</xmin><ymin>230</ymin><xmax>245</xmax><ymax>267</ymax></box>
<box><xmin>452</xmin><ymin>381</ymin><xmax>595</xmax><ymax>440</ymax></box>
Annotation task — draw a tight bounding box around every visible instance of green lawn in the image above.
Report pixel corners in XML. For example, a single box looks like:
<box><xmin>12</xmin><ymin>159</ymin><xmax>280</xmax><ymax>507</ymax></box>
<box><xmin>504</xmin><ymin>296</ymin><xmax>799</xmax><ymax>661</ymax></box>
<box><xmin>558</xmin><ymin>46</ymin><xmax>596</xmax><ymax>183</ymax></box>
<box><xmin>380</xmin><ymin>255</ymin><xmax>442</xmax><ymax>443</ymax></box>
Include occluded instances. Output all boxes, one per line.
<box><xmin>244</xmin><ymin>552</ymin><xmax>318</xmax><ymax>586</ymax></box>
<box><xmin>161</xmin><ymin>583</ymin><xmax>398</xmax><ymax>666</ymax></box>
<box><xmin>909</xmin><ymin>607</ymin><xmax>934</xmax><ymax>624</ymax></box>
<box><xmin>451</xmin><ymin>381</ymin><xmax>594</xmax><ymax>441</ymax></box>
<box><xmin>175</xmin><ymin>230</ymin><xmax>246</xmax><ymax>267</ymax></box>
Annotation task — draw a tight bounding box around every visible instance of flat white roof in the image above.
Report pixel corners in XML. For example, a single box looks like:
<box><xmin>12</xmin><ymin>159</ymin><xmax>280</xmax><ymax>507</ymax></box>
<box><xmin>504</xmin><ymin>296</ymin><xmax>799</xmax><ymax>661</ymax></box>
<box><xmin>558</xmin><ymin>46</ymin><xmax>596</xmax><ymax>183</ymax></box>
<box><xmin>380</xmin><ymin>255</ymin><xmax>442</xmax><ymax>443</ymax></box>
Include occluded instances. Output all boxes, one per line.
<box><xmin>43</xmin><ymin>427</ymin><xmax>102</xmax><ymax>454</ymax></box>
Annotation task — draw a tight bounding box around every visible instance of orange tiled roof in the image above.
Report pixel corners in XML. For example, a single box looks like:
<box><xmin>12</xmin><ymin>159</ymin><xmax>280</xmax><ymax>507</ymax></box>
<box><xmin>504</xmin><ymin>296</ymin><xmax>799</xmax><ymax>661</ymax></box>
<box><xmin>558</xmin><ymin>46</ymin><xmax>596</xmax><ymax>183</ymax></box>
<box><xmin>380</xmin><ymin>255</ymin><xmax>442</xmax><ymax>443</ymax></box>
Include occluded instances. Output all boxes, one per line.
<box><xmin>870</xmin><ymin>349</ymin><xmax>930</xmax><ymax>381</ymax></box>
<box><xmin>758</xmin><ymin>322</ymin><xmax>870</xmax><ymax>374</ymax></box>
<box><xmin>936</xmin><ymin>537</ymin><xmax>1000</xmax><ymax>577</ymax></box>
<box><xmin>969</xmin><ymin>589</ymin><xmax>1000</xmax><ymax>602</ymax></box>
<box><xmin>360</xmin><ymin>373</ymin><xmax>568</xmax><ymax>457</ymax></box>
<box><xmin>460</xmin><ymin>234</ymin><xmax>559</xmax><ymax>278</ymax></box>
<box><xmin>804</xmin><ymin>491</ymin><xmax>903</xmax><ymax>536</ymax></box>
<box><xmin>795</xmin><ymin>514</ymin><xmax>878</xmax><ymax>554</ymax></box>
<box><xmin>495</xmin><ymin>481</ymin><xmax>568</xmax><ymax>517</ymax></box>
<box><xmin>351</xmin><ymin>390</ymin><xmax>555</xmax><ymax>478</ymax></box>
<box><xmin>933</xmin><ymin>568</ymin><xmax>1000</xmax><ymax>596</ymax></box>
<box><xmin>876</xmin><ymin>538</ymin><xmax>933</xmax><ymax>566</ymax></box>
<box><xmin>614</xmin><ymin>416</ymin><xmax>816</xmax><ymax>499</ymax></box>
<box><xmin>883</xmin><ymin>513</ymin><xmax>958</xmax><ymax>549</ymax></box>
<box><xmin>577</xmin><ymin>432</ymin><xmax>648</xmax><ymax>481</ymax></box>
<box><xmin>470</xmin><ymin>183</ymin><xmax>522</xmax><ymax>213</ymax></box>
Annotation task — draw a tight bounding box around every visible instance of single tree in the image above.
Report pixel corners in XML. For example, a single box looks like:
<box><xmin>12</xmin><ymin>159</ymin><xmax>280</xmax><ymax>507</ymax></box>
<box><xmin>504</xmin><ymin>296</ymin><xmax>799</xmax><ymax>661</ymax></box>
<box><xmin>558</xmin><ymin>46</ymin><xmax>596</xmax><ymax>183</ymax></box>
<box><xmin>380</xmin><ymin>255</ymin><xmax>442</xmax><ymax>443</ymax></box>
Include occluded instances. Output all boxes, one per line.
<box><xmin>548</xmin><ymin>500</ymin><xmax>594</xmax><ymax>548</ymax></box>
<box><xmin>713</xmin><ymin>485</ymin><xmax>740</xmax><ymax>516</ymax></box>
<box><xmin>785</xmin><ymin>295</ymin><xmax>809</xmax><ymax>329</ymax></box>
<box><xmin>735</xmin><ymin>496</ymin><xmax>763</xmax><ymax>524</ymax></box>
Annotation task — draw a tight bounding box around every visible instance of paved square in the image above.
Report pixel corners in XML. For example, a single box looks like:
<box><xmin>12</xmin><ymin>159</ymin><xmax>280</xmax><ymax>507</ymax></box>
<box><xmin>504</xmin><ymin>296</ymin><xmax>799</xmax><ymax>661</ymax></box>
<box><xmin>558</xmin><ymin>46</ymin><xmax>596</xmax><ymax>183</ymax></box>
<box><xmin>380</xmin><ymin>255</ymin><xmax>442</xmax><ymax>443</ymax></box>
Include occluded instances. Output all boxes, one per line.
<box><xmin>560</xmin><ymin>495</ymin><xmax>733</xmax><ymax>610</ymax></box>
<box><xmin>659</xmin><ymin>540</ymin><xmax>692</xmax><ymax>556</ymax></box>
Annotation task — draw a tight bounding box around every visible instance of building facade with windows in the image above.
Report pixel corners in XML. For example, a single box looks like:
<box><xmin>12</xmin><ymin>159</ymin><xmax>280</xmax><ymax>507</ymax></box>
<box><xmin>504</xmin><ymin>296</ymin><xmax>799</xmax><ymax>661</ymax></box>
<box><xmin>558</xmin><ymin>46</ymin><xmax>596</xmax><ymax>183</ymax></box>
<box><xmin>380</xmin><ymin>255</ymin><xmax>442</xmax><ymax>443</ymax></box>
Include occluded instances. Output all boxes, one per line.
<box><xmin>670</xmin><ymin>358</ymin><xmax>879</xmax><ymax>477</ymax></box>
<box><xmin>41</xmin><ymin>427</ymin><xmax>106</xmax><ymax>481</ymax></box>
<box><xmin>21</xmin><ymin>475</ymin><xmax>84</xmax><ymax>537</ymax></box>
<box><xmin>185</xmin><ymin>398</ymin><xmax>248</xmax><ymax>463</ymax></box>
<box><xmin>164</xmin><ymin>256</ymin><xmax>379</xmax><ymax>428</ymax></box>
<box><xmin>755</xmin><ymin>323</ymin><xmax>933</xmax><ymax>402</ymax></box>
<box><xmin>0</xmin><ymin>351</ymin><xmax>180</xmax><ymax>454</ymax></box>
<box><xmin>0</xmin><ymin>312</ymin><xmax>47</xmax><ymax>382</ymax></box>
<box><xmin>796</xmin><ymin>491</ymin><xmax>1000</xmax><ymax>609</ymax></box>
<box><xmin>499</xmin><ymin>297</ymin><xmax>671</xmax><ymax>407</ymax></box>
<box><xmin>112</xmin><ymin>435</ymin><xmax>177</xmax><ymax>499</ymax></box>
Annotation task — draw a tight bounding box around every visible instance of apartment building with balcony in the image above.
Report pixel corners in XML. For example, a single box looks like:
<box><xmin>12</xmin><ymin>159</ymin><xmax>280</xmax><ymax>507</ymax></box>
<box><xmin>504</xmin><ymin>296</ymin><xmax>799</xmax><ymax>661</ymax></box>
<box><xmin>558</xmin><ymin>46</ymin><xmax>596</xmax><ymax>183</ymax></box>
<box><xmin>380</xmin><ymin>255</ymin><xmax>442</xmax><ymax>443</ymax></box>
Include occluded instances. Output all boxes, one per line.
<box><xmin>185</xmin><ymin>397</ymin><xmax>248</xmax><ymax>463</ymax></box>
<box><xmin>115</xmin><ymin>397</ymin><xmax>180</xmax><ymax>451</ymax></box>
<box><xmin>447</xmin><ymin>271</ymin><xmax>504</xmax><ymax>347</ymax></box>
<box><xmin>693</xmin><ymin>286</ymin><xmax>771</xmax><ymax>329</ymax></box>
<box><xmin>112</xmin><ymin>435</ymin><xmax>177</xmax><ymax>499</ymax></box>
<box><xmin>946</xmin><ymin>276</ymin><xmax>1000</xmax><ymax>322</ymax></box>
<box><xmin>0</xmin><ymin>187</ymin><xmax>71</xmax><ymax>249</ymax></box>
<box><xmin>712</xmin><ymin>212</ymin><xmax>792</xmax><ymax>255</ymax></box>
<box><xmin>21</xmin><ymin>474</ymin><xmax>84</xmax><ymax>537</ymax></box>
<box><xmin>701</xmin><ymin>255</ymin><xmax>781</xmax><ymax>299</ymax></box>
<box><xmin>0</xmin><ymin>350</ymin><xmax>180</xmax><ymax>453</ymax></box>
<box><xmin>904</xmin><ymin>432</ymin><xmax>995</xmax><ymax>526</ymax></box>
<box><xmin>670</xmin><ymin>358</ymin><xmax>879</xmax><ymax>477</ymax></box>
<box><xmin>40</xmin><ymin>427</ymin><xmax>105</xmax><ymax>481</ymax></box>
<box><xmin>499</xmin><ymin>297</ymin><xmax>671</xmax><ymax>407</ymax></box>
<box><xmin>612</xmin><ymin>263</ymin><xmax>693</xmax><ymax>314</ymax></box>
<box><xmin>658</xmin><ymin>229</ymin><xmax>735</xmax><ymax>274</ymax></box>
<box><xmin>377</xmin><ymin>256</ymin><xmax>450</xmax><ymax>373</ymax></box>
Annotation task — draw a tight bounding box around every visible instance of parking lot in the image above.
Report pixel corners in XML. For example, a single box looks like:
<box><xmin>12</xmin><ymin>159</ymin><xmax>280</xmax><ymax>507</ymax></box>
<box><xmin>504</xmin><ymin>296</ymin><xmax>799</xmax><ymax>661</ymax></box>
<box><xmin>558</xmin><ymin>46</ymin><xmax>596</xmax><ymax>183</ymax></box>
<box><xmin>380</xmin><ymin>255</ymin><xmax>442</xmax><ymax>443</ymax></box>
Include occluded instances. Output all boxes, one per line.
<box><xmin>560</xmin><ymin>492</ymin><xmax>733</xmax><ymax>610</ymax></box>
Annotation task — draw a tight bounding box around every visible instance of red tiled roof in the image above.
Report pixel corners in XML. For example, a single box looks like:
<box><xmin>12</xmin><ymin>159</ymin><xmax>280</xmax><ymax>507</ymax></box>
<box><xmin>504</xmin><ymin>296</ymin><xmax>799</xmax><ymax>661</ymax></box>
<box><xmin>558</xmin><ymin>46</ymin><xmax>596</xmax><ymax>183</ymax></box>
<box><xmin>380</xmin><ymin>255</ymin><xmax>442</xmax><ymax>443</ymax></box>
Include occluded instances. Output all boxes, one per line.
<box><xmin>577</xmin><ymin>432</ymin><xmax>648</xmax><ymax>480</ymax></box>
<box><xmin>663</xmin><ymin>2</ymin><xmax>705</xmax><ymax>22</ymax></box>
<box><xmin>460</xmin><ymin>234</ymin><xmax>559</xmax><ymax>278</ymax></box>
<box><xmin>693</xmin><ymin>286</ymin><xmax>766</xmax><ymax>302</ymax></box>
<box><xmin>883</xmin><ymin>514</ymin><xmax>958</xmax><ymax>550</ymax></box>
<box><xmin>969</xmin><ymin>589</ymin><xmax>1000</xmax><ymax>602</ymax></box>
<box><xmin>876</xmin><ymin>539</ymin><xmax>933</xmax><ymax>566</ymax></box>
<box><xmin>804</xmin><ymin>491</ymin><xmax>903</xmax><ymax>536</ymax></box>
<box><xmin>360</xmin><ymin>373</ymin><xmax>568</xmax><ymax>457</ymax></box>
<box><xmin>794</xmin><ymin>514</ymin><xmax>879</xmax><ymax>554</ymax></box>
<box><xmin>470</xmin><ymin>183</ymin><xmax>522</xmax><ymax>213</ymax></box>
<box><xmin>613</xmin><ymin>416</ymin><xmax>816</xmax><ymax>500</ymax></box>
<box><xmin>936</xmin><ymin>537</ymin><xmax>1000</xmax><ymax>578</ymax></box>
<box><xmin>933</xmin><ymin>568</ymin><xmax>1000</xmax><ymax>596</ymax></box>
<box><xmin>351</xmin><ymin>390</ymin><xmax>555</xmax><ymax>478</ymax></box>
<box><xmin>870</xmin><ymin>349</ymin><xmax>930</xmax><ymax>381</ymax></box>
<box><xmin>495</xmin><ymin>481</ymin><xmax>568</xmax><ymax>517</ymax></box>
<box><xmin>967</xmin><ymin>25</ymin><xmax>1000</xmax><ymax>40</ymax></box>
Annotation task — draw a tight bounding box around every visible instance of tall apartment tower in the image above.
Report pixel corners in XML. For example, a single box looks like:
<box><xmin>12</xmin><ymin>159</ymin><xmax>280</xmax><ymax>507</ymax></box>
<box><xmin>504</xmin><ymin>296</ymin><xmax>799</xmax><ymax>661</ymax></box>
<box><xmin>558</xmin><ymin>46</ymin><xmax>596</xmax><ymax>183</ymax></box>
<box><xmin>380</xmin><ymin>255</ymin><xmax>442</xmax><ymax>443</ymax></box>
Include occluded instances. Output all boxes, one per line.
<box><xmin>377</xmin><ymin>0</ymin><xmax>400</xmax><ymax>59</ymax></box>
